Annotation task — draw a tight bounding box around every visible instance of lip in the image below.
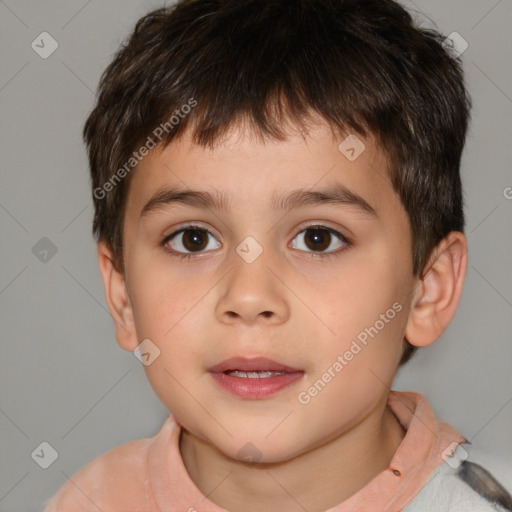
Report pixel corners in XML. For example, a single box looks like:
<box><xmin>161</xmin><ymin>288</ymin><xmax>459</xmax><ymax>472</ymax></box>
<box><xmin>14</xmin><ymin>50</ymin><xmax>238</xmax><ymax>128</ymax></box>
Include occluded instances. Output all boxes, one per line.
<box><xmin>208</xmin><ymin>356</ymin><xmax>301</xmax><ymax>373</ymax></box>
<box><xmin>208</xmin><ymin>357</ymin><xmax>304</xmax><ymax>399</ymax></box>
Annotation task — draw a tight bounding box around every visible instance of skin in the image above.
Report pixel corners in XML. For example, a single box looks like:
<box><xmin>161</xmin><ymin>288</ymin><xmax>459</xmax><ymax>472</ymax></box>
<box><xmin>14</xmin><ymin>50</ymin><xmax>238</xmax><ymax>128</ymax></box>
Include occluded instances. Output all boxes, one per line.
<box><xmin>98</xmin><ymin>119</ymin><xmax>468</xmax><ymax>511</ymax></box>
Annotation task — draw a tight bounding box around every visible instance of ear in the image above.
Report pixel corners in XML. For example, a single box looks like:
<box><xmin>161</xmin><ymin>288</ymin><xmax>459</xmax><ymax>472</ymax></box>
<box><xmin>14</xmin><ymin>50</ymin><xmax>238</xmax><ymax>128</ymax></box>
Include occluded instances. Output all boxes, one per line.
<box><xmin>97</xmin><ymin>241</ymin><xmax>139</xmax><ymax>352</ymax></box>
<box><xmin>404</xmin><ymin>232</ymin><xmax>468</xmax><ymax>347</ymax></box>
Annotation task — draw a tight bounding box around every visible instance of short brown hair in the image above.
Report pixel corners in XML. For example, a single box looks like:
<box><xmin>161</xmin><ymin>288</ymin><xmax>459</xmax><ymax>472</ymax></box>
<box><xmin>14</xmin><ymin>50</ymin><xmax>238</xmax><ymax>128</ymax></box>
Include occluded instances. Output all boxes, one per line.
<box><xmin>83</xmin><ymin>0</ymin><xmax>471</xmax><ymax>364</ymax></box>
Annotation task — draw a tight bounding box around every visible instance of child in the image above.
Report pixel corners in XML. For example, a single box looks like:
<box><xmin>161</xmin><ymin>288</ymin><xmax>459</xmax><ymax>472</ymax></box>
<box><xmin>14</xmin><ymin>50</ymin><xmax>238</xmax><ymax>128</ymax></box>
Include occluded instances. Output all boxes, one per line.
<box><xmin>43</xmin><ymin>0</ymin><xmax>512</xmax><ymax>510</ymax></box>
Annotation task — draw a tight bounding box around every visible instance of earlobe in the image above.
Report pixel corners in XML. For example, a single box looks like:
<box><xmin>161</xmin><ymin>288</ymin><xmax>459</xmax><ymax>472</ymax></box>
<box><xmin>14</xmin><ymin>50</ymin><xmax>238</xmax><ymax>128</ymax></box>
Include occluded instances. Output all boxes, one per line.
<box><xmin>97</xmin><ymin>241</ymin><xmax>139</xmax><ymax>352</ymax></box>
<box><xmin>404</xmin><ymin>232</ymin><xmax>468</xmax><ymax>348</ymax></box>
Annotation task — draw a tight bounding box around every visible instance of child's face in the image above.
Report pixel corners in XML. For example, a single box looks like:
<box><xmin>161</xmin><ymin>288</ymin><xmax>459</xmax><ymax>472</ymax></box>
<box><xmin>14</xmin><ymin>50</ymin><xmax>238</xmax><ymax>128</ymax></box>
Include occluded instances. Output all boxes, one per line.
<box><xmin>120</xmin><ymin>120</ymin><xmax>416</xmax><ymax>462</ymax></box>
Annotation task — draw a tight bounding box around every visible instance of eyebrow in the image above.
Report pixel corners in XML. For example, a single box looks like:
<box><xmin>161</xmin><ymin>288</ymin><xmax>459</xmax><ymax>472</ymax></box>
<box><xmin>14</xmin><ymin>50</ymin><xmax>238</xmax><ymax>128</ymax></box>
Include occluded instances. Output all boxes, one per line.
<box><xmin>139</xmin><ymin>183</ymin><xmax>377</xmax><ymax>219</ymax></box>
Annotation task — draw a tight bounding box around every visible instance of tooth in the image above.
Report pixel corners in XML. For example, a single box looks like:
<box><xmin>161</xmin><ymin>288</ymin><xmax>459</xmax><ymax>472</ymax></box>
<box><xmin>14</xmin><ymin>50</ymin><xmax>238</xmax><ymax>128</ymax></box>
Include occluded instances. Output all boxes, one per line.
<box><xmin>226</xmin><ymin>370</ymin><xmax>288</xmax><ymax>378</ymax></box>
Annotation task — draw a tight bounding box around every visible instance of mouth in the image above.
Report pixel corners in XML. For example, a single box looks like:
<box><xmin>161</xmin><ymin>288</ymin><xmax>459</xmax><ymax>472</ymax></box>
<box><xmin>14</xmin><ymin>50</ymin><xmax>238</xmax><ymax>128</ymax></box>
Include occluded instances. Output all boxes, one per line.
<box><xmin>208</xmin><ymin>356</ymin><xmax>301</xmax><ymax>373</ymax></box>
<box><xmin>208</xmin><ymin>357</ymin><xmax>304</xmax><ymax>399</ymax></box>
<box><xmin>222</xmin><ymin>370</ymin><xmax>289</xmax><ymax>378</ymax></box>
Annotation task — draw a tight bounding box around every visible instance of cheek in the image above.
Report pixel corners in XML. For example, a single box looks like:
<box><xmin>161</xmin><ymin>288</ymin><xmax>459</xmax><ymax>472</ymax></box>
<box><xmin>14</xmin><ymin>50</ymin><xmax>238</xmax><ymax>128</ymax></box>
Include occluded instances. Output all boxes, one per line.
<box><xmin>321</xmin><ymin>261</ymin><xmax>405</xmax><ymax>337</ymax></box>
<box><xmin>128</xmin><ymin>256</ymin><xmax>208</xmax><ymax>339</ymax></box>
<box><xmin>305</xmin><ymin>257</ymin><xmax>409</xmax><ymax>386</ymax></box>
<box><xmin>127</xmin><ymin>269</ymin><xmax>214</xmax><ymax>395</ymax></box>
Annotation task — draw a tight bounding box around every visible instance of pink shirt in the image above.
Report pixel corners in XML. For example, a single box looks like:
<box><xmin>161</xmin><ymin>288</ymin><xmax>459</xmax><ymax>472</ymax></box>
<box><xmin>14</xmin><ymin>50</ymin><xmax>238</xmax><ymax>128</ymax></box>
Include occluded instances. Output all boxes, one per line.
<box><xmin>43</xmin><ymin>391</ymin><xmax>466</xmax><ymax>511</ymax></box>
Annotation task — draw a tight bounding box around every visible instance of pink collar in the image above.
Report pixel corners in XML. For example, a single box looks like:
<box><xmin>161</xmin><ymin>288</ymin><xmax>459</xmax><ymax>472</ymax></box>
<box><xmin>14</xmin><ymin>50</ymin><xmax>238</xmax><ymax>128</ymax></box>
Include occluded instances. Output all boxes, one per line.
<box><xmin>148</xmin><ymin>391</ymin><xmax>466</xmax><ymax>511</ymax></box>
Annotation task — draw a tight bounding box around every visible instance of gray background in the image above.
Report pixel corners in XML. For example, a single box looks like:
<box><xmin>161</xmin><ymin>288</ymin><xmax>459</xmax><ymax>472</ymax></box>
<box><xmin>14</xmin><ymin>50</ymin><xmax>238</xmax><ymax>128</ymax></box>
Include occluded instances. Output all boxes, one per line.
<box><xmin>1</xmin><ymin>1</ymin><xmax>511</xmax><ymax>510</ymax></box>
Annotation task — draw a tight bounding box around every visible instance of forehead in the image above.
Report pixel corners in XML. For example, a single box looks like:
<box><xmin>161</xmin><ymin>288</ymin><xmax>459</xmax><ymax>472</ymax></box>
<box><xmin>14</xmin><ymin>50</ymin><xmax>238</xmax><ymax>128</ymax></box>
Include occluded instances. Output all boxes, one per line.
<box><xmin>124</xmin><ymin>122</ymin><xmax>402</xmax><ymax>225</ymax></box>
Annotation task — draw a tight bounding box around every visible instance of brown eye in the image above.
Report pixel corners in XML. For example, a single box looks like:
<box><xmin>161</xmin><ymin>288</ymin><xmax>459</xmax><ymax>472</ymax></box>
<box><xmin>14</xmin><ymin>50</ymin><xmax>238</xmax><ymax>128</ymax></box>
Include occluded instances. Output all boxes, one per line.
<box><xmin>304</xmin><ymin>228</ymin><xmax>331</xmax><ymax>251</ymax></box>
<box><xmin>181</xmin><ymin>229</ymin><xmax>208</xmax><ymax>251</ymax></box>
<box><xmin>165</xmin><ymin>227</ymin><xmax>220</xmax><ymax>255</ymax></box>
<box><xmin>291</xmin><ymin>226</ymin><xmax>347</xmax><ymax>255</ymax></box>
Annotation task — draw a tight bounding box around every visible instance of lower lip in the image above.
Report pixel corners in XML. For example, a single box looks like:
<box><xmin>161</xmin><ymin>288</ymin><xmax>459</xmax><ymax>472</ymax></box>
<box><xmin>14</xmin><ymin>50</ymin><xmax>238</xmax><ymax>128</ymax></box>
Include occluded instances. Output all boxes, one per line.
<box><xmin>209</xmin><ymin>371</ymin><xmax>304</xmax><ymax>399</ymax></box>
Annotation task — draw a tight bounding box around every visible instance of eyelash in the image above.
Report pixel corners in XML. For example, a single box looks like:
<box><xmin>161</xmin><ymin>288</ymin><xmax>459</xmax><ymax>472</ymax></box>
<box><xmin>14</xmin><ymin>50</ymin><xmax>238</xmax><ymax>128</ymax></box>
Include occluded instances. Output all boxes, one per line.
<box><xmin>160</xmin><ymin>223</ymin><xmax>352</xmax><ymax>261</ymax></box>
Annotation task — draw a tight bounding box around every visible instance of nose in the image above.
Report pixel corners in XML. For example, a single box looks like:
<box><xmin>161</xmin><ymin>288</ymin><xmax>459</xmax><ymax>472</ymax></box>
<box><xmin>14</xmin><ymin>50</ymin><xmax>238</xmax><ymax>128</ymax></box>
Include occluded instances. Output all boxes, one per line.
<box><xmin>215</xmin><ymin>251</ymin><xmax>290</xmax><ymax>326</ymax></box>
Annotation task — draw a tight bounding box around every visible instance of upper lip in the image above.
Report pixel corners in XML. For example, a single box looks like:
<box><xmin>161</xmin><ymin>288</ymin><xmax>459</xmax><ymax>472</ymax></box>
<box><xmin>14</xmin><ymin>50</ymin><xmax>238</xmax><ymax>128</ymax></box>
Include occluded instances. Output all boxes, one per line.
<box><xmin>208</xmin><ymin>357</ymin><xmax>302</xmax><ymax>373</ymax></box>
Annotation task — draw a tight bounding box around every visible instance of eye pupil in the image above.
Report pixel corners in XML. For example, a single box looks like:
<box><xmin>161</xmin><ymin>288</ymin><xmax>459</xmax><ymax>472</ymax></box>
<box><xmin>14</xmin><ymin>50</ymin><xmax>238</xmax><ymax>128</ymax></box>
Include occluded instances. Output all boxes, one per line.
<box><xmin>183</xmin><ymin>229</ymin><xmax>208</xmax><ymax>251</ymax></box>
<box><xmin>305</xmin><ymin>228</ymin><xmax>330</xmax><ymax>251</ymax></box>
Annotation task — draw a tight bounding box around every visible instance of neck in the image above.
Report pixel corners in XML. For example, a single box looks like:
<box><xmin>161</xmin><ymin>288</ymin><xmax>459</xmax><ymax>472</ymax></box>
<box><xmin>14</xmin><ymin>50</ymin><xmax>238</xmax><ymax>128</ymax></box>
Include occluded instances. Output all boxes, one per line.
<box><xmin>179</xmin><ymin>399</ymin><xmax>406</xmax><ymax>512</ymax></box>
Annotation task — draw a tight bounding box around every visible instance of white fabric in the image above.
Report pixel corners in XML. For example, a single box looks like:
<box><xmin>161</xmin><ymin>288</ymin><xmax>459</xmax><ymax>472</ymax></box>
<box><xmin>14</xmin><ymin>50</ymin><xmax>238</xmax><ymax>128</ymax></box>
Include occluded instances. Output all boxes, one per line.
<box><xmin>404</xmin><ymin>445</ymin><xmax>512</xmax><ymax>512</ymax></box>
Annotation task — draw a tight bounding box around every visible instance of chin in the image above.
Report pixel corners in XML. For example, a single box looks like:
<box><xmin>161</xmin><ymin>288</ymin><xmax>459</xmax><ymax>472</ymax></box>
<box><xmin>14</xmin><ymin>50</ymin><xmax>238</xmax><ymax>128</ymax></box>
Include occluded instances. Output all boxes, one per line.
<box><xmin>219</xmin><ymin>436</ymin><xmax>307</xmax><ymax>465</ymax></box>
